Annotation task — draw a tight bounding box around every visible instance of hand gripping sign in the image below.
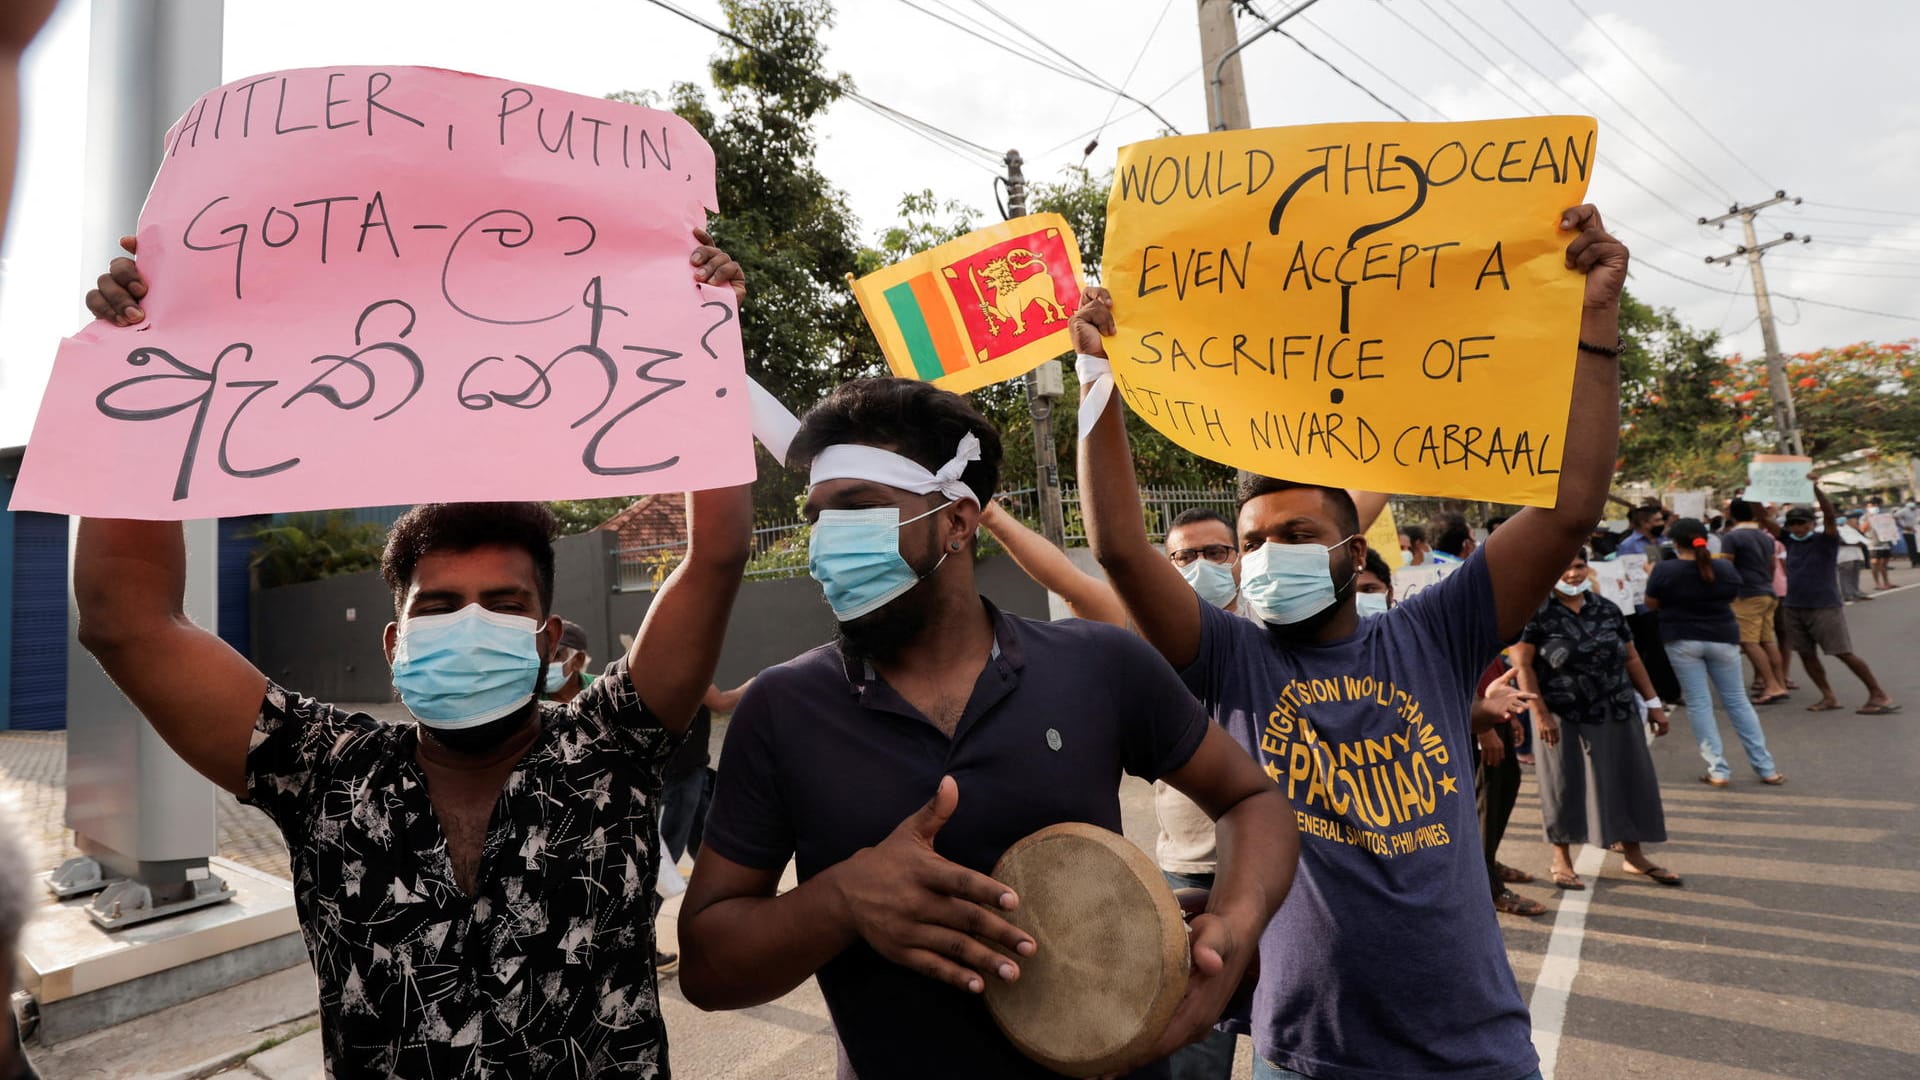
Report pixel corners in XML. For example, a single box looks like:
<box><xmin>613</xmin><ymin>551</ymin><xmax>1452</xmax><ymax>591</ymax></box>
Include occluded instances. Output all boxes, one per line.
<box><xmin>1100</xmin><ymin>117</ymin><xmax>1597</xmax><ymax>507</ymax></box>
<box><xmin>10</xmin><ymin>67</ymin><xmax>755</xmax><ymax>519</ymax></box>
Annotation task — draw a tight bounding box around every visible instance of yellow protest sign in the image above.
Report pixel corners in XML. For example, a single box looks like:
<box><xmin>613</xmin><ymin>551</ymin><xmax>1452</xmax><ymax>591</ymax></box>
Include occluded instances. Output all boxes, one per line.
<box><xmin>1102</xmin><ymin>117</ymin><xmax>1597</xmax><ymax>507</ymax></box>
<box><xmin>1365</xmin><ymin>501</ymin><xmax>1400</xmax><ymax>568</ymax></box>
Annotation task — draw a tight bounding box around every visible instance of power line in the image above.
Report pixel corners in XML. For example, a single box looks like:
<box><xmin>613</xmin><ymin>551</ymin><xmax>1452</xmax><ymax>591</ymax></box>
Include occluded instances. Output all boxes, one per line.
<box><xmin>895</xmin><ymin>0</ymin><xmax>1094</xmax><ymax>89</ymax></box>
<box><xmin>1296</xmin><ymin>14</ymin><xmax>1453</xmax><ymax>120</ymax></box>
<box><xmin>641</xmin><ymin>0</ymin><xmax>1001</xmax><ymax>172</ymax></box>
<box><xmin>1485</xmin><ymin>0</ymin><xmax>1733</xmax><ymax>203</ymax></box>
<box><xmin>1376</xmin><ymin>0</ymin><xmax>1535</xmax><ymax>115</ymax></box>
<box><xmin>1564</xmin><ymin>0</ymin><xmax>1772</xmax><ymax>190</ymax></box>
<box><xmin>1416</xmin><ymin>0</ymin><xmax>1556</xmax><ymax>114</ymax></box>
<box><xmin>1274</xmin><ymin>28</ymin><xmax>1409</xmax><ymax>120</ymax></box>
<box><xmin>1632</xmin><ymin>257</ymin><xmax>1920</xmax><ymax>323</ymax></box>
<box><xmin>962</xmin><ymin>0</ymin><xmax>1182</xmax><ymax>132</ymax></box>
<box><xmin>1043</xmin><ymin>63</ymin><xmax>1197</xmax><ymax>155</ymax></box>
<box><xmin>1800</xmin><ymin>200</ymin><xmax>1905</xmax><ymax>218</ymax></box>
<box><xmin>1085</xmin><ymin>0</ymin><xmax>1180</xmax><ymax>159</ymax></box>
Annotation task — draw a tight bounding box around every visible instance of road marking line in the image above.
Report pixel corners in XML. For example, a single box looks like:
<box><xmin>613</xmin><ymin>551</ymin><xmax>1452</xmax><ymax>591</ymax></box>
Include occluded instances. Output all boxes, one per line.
<box><xmin>1529</xmin><ymin>843</ymin><xmax>1606</xmax><ymax>1080</ymax></box>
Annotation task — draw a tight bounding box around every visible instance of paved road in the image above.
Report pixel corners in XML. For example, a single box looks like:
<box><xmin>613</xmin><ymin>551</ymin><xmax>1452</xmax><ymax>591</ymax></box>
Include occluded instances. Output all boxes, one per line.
<box><xmin>9</xmin><ymin>573</ymin><xmax>1916</xmax><ymax>1078</ymax></box>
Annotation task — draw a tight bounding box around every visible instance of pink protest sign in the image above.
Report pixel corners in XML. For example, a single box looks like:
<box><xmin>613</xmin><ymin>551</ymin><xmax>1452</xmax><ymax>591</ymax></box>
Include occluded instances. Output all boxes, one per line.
<box><xmin>10</xmin><ymin>66</ymin><xmax>753</xmax><ymax>519</ymax></box>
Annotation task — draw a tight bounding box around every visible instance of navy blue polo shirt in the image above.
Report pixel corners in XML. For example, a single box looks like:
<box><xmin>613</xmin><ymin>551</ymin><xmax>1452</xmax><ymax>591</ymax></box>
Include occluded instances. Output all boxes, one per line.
<box><xmin>704</xmin><ymin>599</ymin><xmax>1209</xmax><ymax>1080</ymax></box>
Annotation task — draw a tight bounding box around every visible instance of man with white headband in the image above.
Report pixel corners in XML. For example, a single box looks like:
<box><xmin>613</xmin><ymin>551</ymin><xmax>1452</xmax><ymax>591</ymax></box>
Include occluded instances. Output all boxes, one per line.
<box><xmin>74</xmin><ymin>238</ymin><xmax>750</xmax><ymax>1077</ymax></box>
<box><xmin>1075</xmin><ymin>205</ymin><xmax>1630</xmax><ymax>1080</ymax></box>
<box><xmin>678</xmin><ymin>377</ymin><xmax>1298</xmax><ymax>1079</ymax></box>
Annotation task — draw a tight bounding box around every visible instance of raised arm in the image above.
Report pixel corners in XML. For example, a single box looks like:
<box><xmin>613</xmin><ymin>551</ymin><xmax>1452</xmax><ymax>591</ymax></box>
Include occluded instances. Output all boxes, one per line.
<box><xmin>75</xmin><ymin>521</ymin><xmax>269</xmax><ymax>796</ymax></box>
<box><xmin>979</xmin><ymin>501</ymin><xmax>1127</xmax><ymax>626</ymax></box>
<box><xmin>1812</xmin><ymin>480</ymin><xmax>1840</xmax><ymax>539</ymax></box>
<box><xmin>1480</xmin><ymin>205</ymin><xmax>1629</xmax><ymax>640</ymax></box>
<box><xmin>621</xmin><ymin>236</ymin><xmax>753</xmax><ymax>733</ymax></box>
<box><xmin>1073</xmin><ymin>288</ymin><xmax>1208</xmax><ymax>667</ymax></box>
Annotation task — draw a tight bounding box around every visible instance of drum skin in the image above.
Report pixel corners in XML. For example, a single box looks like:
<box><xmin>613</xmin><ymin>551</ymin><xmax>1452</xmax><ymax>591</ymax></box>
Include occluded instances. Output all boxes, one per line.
<box><xmin>983</xmin><ymin>822</ymin><xmax>1190</xmax><ymax>1077</ymax></box>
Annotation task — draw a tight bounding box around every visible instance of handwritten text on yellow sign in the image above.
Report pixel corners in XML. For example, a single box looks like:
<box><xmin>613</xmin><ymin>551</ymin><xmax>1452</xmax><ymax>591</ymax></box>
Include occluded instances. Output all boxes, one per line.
<box><xmin>1102</xmin><ymin>117</ymin><xmax>1597</xmax><ymax>506</ymax></box>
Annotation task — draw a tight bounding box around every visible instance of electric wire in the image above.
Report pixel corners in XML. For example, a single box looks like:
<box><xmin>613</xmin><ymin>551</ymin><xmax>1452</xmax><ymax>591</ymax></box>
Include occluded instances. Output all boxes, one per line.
<box><xmin>1496</xmin><ymin>0</ymin><xmax>1734</xmax><ymax>203</ymax></box>
<box><xmin>1564</xmin><ymin>0</ymin><xmax>1772</xmax><ymax>190</ymax></box>
<box><xmin>1416</xmin><ymin>0</ymin><xmax>1557</xmax><ymax>115</ymax></box>
<box><xmin>1296</xmin><ymin>13</ymin><xmax>1453</xmax><ymax>120</ymax></box>
<box><xmin>962</xmin><ymin>0</ymin><xmax>1182</xmax><ymax>132</ymax></box>
<box><xmin>1274</xmin><ymin>28</ymin><xmax>1410</xmax><ymax>120</ymax></box>
<box><xmin>1085</xmin><ymin>0</ymin><xmax>1180</xmax><ymax>160</ymax></box>
<box><xmin>641</xmin><ymin>0</ymin><xmax>1002</xmax><ymax>173</ymax></box>
<box><xmin>1631</xmin><ymin>258</ymin><xmax>1920</xmax><ymax>323</ymax></box>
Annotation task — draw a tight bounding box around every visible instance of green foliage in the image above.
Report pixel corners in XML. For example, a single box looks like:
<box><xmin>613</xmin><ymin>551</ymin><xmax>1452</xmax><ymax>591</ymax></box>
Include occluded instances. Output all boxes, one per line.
<box><xmin>862</xmin><ymin>191</ymin><xmax>978</xmax><ymax>273</ymax></box>
<box><xmin>248</xmin><ymin>513</ymin><xmax>384</xmax><ymax>589</ymax></box>
<box><xmin>1614</xmin><ymin>291</ymin><xmax>1749</xmax><ymax>491</ymax></box>
<box><xmin>1031</xmin><ymin>165</ymin><xmax>1111</xmax><ymax>279</ymax></box>
<box><xmin>611</xmin><ymin>0</ymin><xmax>883</xmax><ymax>523</ymax></box>
<box><xmin>545</xmin><ymin>498</ymin><xmax>634</xmax><ymax>536</ymax></box>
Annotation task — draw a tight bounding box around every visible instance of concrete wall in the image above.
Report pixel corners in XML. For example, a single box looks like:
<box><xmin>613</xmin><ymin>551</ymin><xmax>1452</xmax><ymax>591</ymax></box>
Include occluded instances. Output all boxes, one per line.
<box><xmin>253</xmin><ymin>549</ymin><xmax>1055</xmax><ymax>702</ymax></box>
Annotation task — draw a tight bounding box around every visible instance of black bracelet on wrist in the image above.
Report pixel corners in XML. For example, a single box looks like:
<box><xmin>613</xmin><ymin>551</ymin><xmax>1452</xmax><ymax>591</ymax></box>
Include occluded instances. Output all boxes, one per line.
<box><xmin>1578</xmin><ymin>340</ymin><xmax>1622</xmax><ymax>359</ymax></box>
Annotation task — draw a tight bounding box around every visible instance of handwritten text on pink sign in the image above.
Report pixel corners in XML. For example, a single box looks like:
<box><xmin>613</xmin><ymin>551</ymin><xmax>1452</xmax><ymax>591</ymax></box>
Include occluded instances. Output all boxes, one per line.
<box><xmin>11</xmin><ymin>66</ymin><xmax>751</xmax><ymax>519</ymax></box>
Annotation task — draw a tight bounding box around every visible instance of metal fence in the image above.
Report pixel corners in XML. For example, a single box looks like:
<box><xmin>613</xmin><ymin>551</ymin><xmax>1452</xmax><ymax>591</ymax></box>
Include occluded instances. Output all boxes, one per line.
<box><xmin>612</xmin><ymin>484</ymin><xmax>1241</xmax><ymax>591</ymax></box>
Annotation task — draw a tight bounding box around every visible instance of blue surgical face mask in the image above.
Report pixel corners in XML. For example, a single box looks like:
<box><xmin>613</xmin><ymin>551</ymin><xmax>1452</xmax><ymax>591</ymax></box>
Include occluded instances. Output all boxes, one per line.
<box><xmin>1178</xmin><ymin>558</ymin><xmax>1239</xmax><ymax>609</ymax></box>
<box><xmin>1554</xmin><ymin>578</ymin><xmax>1592</xmax><ymax>596</ymax></box>
<box><xmin>543</xmin><ymin>660</ymin><xmax>573</xmax><ymax>694</ymax></box>
<box><xmin>391</xmin><ymin>604</ymin><xmax>544</xmax><ymax>729</ymax></box>
<box><xmin>1355</xmin><ymin>591</ymin><xmax>1391</xmax><ymax>617</ymax></box>
<box><xmin>1238</xmin><ymin>536</ymin><xmax>1357</xmax><ymax>626</ymax></box>
<box><xmin>809</xmin><ymin>500</ymin><xmax>954</xmax><ymax>621</ymax></box>
<box><xmin>1786</xmin><ymin>529</ymin><xmax>1814</xmax><ymax>542</ymax></box>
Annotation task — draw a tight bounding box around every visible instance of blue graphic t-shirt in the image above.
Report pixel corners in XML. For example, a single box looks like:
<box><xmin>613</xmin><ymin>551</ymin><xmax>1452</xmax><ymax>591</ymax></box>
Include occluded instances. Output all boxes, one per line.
<box><xmin>1182</xmin><ymin>550</ymin><xmax>1536</xmax><ymax>1080</ymax></box>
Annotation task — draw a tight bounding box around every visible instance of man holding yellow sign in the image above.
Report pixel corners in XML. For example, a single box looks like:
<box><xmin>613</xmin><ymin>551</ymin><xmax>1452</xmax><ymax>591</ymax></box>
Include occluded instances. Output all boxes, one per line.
<box><xmin>1078</xmin><ymin>118</ymin><xmax>1627</xmax><ymax>1080</ymax></box>
<box><xmin>1094</xmin><ymin>116</ymin><xmax>1596</xmax><ymax>508</ymax></box>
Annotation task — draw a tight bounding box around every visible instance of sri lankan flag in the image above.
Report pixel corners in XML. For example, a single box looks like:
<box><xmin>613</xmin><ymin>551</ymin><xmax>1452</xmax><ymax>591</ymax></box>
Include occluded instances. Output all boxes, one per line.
<box><xmin>849</xmin><ymin>213</ymin><xmax>1086</xmax><ymax>396</ymax></box>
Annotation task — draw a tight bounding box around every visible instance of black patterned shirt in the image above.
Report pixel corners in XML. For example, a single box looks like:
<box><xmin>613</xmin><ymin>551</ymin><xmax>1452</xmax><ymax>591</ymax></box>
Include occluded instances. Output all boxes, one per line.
<box><xmin>1519</xmin><ymin>593</ymin><xmax>1638</xmax><ymax>725</ymax></box>
<box><xmin>243</xmin><ymin>656</ymin><xmax>679</xmax><ymax>1078</ymax></box>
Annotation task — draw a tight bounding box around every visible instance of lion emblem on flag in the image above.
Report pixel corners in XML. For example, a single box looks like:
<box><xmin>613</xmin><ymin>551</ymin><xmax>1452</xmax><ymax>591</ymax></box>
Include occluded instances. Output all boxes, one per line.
<box><xmin>969</xmin><ymin>249</ymin><xmax>1068</xmax><ymax>337</ymax></box>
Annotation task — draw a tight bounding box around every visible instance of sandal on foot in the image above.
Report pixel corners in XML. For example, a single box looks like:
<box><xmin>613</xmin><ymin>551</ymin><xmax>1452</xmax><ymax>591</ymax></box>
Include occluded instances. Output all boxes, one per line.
<box><xmin>1495</xmin><ymin>862</ymin><xmax>1535</xmax><ymax>884</ymax></box>
<box><xmin>1699</xmin><ymin>774</ymin><xmax>1731</xmax><ymax>788</ymax></box>
<box><xmin>1856</xmin><ymin>703</ymin><xmax>1902</xmax><ymax>716</ymax></box>
<box><xmin>1625</xmin><ymin>865</ymin><xmax>1684</xmax><ymax>886</ymax></box>
<box><xmin>1806</xmin><ymin>702</ymin><xmax>1844</xmax><ymax>712</ymax></box>
<box><xmin>1755</xmin><ymin>693</ymin><xmax>1791</xmax><ymax>705</ymax></box>
<box><xmin>1760</xmin><ymin>773</ymin><xmax>1788</xmax><ymax>785</ymax></box>
<box><xmin>1494</xmin><ymin>889</ymin><xmax>1548</xmax><ymax>916</ymax></box>
<box><xmin>1550</xmin><ymin>868</ymin><xmax>1585</xmax><ymax>890</ymax></box>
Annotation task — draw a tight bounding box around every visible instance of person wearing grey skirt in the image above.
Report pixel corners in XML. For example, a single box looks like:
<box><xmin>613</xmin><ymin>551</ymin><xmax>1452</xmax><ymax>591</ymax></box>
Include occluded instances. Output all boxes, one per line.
<box><xmin>1509</xmin><ymin>550</ymin><xmax>1684</xmax><ymax>890</ymax></box>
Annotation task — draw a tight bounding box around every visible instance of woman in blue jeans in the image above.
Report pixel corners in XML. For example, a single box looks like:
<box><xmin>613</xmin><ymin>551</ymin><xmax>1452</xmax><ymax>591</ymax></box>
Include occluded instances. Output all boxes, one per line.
<box><xmin>1645</xmin><ymin>518</ymin><xmax>1786</xmax><ymax>787</ymax></box>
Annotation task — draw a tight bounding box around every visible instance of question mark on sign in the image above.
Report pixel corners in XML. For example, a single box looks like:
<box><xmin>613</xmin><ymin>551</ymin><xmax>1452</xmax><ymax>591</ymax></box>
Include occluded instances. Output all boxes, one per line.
<box><xmin>1269</xmin><ymin>155</ymin><xmax>1431</xmax><ymax>334</ymax></box>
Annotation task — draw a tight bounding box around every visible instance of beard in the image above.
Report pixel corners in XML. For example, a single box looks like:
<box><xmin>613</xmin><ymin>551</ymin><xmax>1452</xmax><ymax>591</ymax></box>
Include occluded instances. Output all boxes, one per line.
<box><xmin>420</xmin><ymin>705</ymin><xmax>537</xmax><ymax>756</ymax></box>
<box><xmin>835</xmin><ymin>553</ymin><xmax>945</xmax><ymax>664</ymax></box>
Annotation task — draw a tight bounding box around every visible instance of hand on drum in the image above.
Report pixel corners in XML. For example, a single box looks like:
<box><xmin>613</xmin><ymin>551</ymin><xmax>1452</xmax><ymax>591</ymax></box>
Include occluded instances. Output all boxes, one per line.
<box><xmin>832</xmin><ymin>776</ymin><xmax>1036</xmax><ymax>994</ymax></box>
<box><xmin>1100</xmin><ymin>912</ymin><xmax>1252</xmax><ymax>1078</ymax></box>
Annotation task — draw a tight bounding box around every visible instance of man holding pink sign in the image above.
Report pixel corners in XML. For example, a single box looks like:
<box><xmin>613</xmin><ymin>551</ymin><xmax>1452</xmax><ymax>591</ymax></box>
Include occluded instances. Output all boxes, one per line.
<box><xmin>49</xmin><ymin>67</ymin><xmax>759</xmax><ymax>1079</ymax></box>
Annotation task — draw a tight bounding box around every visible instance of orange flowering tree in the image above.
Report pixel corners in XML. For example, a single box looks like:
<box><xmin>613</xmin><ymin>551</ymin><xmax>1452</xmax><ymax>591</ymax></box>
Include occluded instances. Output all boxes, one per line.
<box><xmin>1719</xmin><ymin>340</ymin><xmax>1920</xmax><ymax>461</ymax></box>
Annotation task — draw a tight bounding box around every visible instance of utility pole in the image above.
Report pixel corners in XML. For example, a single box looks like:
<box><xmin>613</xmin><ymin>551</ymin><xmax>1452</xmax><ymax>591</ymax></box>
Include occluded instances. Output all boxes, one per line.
<box><xmin>1005</xmin><ymin>150</ymin><xmax>1068</xmax><ymax>547</ymax></box>
<box><xmin>1198</xmin><ymin>0</ymin><xmax>1250</xmax><ymax>131</ymax></box>
<box><xmin>1703</xmin><ymin>191</ymin><xmax>1812</xmax><ymax>457</ymax></box>
<box><xmin>1202</xmin><ymin>0</ymin><xmax>1322</xmax><ymax>131</ymax></box>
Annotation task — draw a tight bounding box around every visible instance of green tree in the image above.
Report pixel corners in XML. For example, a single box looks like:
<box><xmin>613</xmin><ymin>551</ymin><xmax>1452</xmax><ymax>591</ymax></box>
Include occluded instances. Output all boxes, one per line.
<box><xmin>1720</xmin><ymin>340</ymin><xmax>1920</xmax><ymax>462</ymax></box>
<box><xmin>1613</xmin><ymin>290</ymin><xmax>1749</xmax><ymax>491</ymax></box>
<box><xmin>248</xmin><ymin>513</ymin><xmax>385</xmax><ymax>589</ymax></box>
<box><xmin>545</xmin><ymin>498</ymin><xmax>634</xmax><ymax>536</ymax></box>
<box><xmin>611</xmin><ymin>0</ymin><xmax>884</xmax><ymax>522</ymax></box>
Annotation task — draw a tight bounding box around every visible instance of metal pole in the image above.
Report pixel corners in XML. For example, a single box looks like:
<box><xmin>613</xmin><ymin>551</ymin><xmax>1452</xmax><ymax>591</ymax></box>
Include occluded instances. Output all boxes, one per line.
<box><xmin>1004</xmin><ymin>150</ymin><xmax>1067</xmax><ymax>547</ymax></box>
<box><xmin>1703</xmin><ymin>192</ymin><xmax>1810</xmax><ymax>458</ymax></box>
<box><xmin>58</xmin><ymin>0</ymin><xmax>231</xmax><ymax>926</ymax></box>
<box><xmin>1206</xmin><ymin>0</ymin><xmax>1322</xmax><ymax>131</ymax></box>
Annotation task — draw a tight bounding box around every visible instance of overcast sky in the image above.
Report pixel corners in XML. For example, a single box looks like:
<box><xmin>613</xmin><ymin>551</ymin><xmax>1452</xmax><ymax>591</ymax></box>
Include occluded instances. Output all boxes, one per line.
<box><xmin>4</xmin><ymin>0</ymin><xmax>1916</xmax><ymax>447</ymax></box>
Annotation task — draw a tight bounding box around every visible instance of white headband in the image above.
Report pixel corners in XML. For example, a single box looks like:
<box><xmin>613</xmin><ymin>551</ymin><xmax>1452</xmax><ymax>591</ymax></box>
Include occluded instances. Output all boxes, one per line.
<box><xmin>808</xmin><ymin>432</ymin><xmax>983</xmax><ymax>507</ymax></box>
